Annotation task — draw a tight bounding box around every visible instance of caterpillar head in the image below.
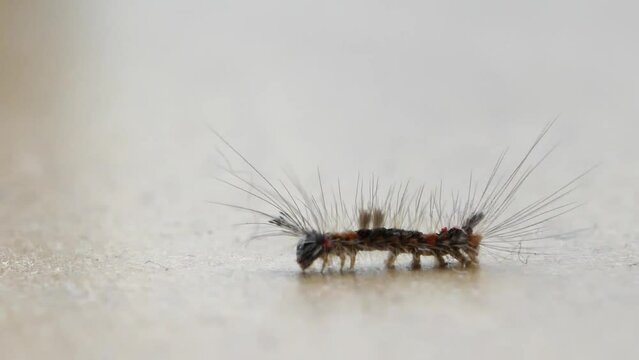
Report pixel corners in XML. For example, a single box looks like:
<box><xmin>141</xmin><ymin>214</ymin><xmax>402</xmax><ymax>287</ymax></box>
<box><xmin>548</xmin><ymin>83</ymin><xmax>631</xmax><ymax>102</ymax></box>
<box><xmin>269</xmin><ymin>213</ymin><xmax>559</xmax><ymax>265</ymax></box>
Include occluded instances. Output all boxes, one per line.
<box><xmin>296</xmin><ymin>232</ymin><xmax>325</xmax><ymax>270</ymax></box>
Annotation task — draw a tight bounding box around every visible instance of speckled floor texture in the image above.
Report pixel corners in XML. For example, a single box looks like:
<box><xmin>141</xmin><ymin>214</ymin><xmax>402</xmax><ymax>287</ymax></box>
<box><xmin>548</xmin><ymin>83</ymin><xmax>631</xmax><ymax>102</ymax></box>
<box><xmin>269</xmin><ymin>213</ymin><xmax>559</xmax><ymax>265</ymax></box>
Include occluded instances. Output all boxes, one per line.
<box><xmin>1</xmin><ymin>1</ymin><xmax>638</xmax><ymax>359</ymax></box>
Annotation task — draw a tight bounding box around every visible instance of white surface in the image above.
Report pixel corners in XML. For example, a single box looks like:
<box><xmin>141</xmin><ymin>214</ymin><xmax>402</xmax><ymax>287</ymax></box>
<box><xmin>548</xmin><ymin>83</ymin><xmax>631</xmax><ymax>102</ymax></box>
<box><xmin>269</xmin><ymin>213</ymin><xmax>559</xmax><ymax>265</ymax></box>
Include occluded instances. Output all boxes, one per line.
<box><xmin>1</xmin><ymin>1</ymin><xmax>637</xmax><ymax>359</ymax></box>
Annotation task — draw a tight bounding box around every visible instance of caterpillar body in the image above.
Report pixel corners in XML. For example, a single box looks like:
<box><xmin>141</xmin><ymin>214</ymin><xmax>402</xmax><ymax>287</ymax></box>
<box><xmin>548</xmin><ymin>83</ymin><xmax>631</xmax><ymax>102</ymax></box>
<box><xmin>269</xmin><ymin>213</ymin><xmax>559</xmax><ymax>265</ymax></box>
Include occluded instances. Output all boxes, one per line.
<box><xmin>286</xmin><ymin>210</ymin><xmax>484</xmax><ymax>271</ymax></box>
<box><xmin>214</xmin><ymin>121</ymin><xmax>586</xmax><ymax>272</ymax></box>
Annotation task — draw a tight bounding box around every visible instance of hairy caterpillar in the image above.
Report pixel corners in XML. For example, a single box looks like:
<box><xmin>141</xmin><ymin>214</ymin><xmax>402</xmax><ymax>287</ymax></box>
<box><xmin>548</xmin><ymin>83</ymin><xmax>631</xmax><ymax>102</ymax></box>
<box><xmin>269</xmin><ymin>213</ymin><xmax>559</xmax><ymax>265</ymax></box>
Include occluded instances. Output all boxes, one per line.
<box><xmin>213</xmin><ymin>121</ymin><xmax>587</xmax><ymax>272</ymax></box>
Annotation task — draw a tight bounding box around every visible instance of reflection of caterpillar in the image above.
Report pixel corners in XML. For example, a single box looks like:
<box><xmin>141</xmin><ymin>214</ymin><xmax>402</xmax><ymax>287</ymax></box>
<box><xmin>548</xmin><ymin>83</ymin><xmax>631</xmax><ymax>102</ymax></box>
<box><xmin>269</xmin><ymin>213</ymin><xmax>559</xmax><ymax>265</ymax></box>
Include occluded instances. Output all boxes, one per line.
<box><xmin>213</xmin><ymin>121</ymin><xmax>588</xmax><ymax>272</ymax></box>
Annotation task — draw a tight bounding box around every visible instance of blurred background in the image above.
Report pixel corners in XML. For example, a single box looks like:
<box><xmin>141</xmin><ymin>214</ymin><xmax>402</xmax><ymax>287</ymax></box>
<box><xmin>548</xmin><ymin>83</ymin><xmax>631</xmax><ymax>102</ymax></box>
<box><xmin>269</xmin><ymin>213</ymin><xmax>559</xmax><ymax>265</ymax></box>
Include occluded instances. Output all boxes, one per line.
<box><xmin>1</xmin><ymin>1</ymin><xmax>637</xmax><ymax>359</ymax></box>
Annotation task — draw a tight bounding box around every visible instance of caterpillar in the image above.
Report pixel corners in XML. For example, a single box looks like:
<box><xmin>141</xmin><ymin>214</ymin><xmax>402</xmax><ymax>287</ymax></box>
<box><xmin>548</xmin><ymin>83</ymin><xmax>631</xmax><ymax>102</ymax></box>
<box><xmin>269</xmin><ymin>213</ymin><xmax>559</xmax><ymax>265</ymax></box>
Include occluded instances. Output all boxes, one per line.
<box><xmin>213</xmin><ymin>121</ymin><xmax>587</xmax><ymax>272</ymax></box>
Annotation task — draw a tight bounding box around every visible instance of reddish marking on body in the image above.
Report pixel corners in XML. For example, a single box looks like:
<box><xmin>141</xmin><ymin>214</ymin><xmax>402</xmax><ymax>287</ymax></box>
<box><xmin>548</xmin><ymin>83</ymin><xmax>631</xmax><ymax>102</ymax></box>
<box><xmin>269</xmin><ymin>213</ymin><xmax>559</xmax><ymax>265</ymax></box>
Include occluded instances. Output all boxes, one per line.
<box><xmin>440</xmin><ymin>227</ymin><xmax>448</xmax><ymax>234</ymax></box>
<box><xmin>331</xmin><ymin>231</ymin><xmax>358</xmax><ymax>240</ymax></box>
<box><xmin>469</xmin><ymin>234</ymin><xmax>483</xmax><ymax>248</ymax></box>
<box><xmin>322</xmin><ymin>238</ymin><xmax>332</xmax><ymax>249</ymax></box>
<box><xmin>423</xmin><ymin>233</ymin><xmax>437</xmax><ymax>246</ymax></box>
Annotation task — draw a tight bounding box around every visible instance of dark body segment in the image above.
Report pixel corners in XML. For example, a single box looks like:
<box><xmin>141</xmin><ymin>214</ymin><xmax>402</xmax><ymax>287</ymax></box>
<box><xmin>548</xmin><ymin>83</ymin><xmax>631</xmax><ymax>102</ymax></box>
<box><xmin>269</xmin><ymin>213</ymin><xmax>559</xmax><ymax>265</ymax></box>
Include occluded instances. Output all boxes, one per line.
<box><xmin>353</xmin><ymin>228</ymin><xmax>430</xmax><ymax>269</ymax></box>
<box><xmin>295</xmin><ymin>213</ymin><xmax>484</xmax><ymax>271</ymax></box>
<box><xmin>310</xmin><ymin>228</ymin><xmax>478</xmax><ymax>271</ymax></box>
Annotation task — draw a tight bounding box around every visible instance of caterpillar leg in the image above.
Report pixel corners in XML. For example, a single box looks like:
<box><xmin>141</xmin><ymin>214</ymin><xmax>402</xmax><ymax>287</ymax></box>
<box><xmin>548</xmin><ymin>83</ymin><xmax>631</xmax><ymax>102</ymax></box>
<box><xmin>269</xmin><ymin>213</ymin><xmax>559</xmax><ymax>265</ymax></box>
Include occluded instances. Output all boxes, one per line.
<box><xmin>450</xmin><ymin>249</ymin><xmax>470</xmax><ymax>267</ymax></box>
<box><xmin>386</xmin><ymin>250</ymin><xmax>399</xmax><ymax>269</ymax></box>
<box><xmin>411</xmin><ymin>252</ymin><xmax>421</xmax><ymax>270</ymax></box>
<box><xmin>349</xmin><ymin>253</ymin><xmax>357</xmax><ymax>270</ymax></box>
<box><xmin>339</xmin><ymin>253</ymin><xmax>346</xmax><ymax>271</ymax></box>
<box><xmin>434</xmin><ymin>251</ymin><xmax>447</xmax><ymax>268</ymax></box>
<box><xmin>464</xmin><ymin>248</ymin><xmax>479</xmax><ymax>266</ymax></box>
<box><xmin>320</xmin><ymin>254</ymin><xmax>329</xmax><ymax>273</ymax></box>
